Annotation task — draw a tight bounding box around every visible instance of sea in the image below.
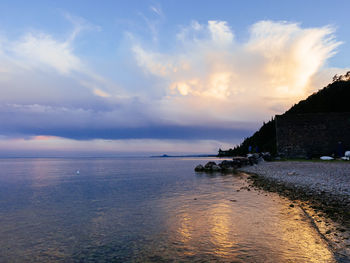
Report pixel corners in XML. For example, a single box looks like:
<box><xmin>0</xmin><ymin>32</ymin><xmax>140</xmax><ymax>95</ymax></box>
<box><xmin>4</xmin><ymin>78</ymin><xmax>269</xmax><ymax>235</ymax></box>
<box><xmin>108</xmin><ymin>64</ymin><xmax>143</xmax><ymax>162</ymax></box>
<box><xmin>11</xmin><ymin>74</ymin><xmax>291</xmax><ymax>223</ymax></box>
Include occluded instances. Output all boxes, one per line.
<box><xmin>0</xmin><ymin>157</ymin><xmax>336</xmax><ymax>262</ymax></box>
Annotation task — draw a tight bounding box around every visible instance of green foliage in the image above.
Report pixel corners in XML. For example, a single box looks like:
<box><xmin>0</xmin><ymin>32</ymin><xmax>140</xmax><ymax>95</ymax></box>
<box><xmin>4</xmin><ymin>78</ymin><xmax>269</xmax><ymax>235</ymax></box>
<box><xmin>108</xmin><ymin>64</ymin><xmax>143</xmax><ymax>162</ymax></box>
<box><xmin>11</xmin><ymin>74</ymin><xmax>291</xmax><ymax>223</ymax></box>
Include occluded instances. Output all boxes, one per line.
<box><xmin>218</xmin><ymin>72</ymin><xmax>350</xmax><ymax>157</ymax></box>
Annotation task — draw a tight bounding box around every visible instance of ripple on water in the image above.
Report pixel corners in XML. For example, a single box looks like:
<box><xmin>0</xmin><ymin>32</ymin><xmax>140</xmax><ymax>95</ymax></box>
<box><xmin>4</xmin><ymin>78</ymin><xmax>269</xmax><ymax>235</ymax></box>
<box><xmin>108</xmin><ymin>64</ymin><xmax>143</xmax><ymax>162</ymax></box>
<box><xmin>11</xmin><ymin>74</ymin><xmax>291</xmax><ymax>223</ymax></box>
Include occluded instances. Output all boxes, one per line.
<box><xmin>0</xmin><ymin>158</ymin><xmax>338</xmax><ymax>262</ymax></box>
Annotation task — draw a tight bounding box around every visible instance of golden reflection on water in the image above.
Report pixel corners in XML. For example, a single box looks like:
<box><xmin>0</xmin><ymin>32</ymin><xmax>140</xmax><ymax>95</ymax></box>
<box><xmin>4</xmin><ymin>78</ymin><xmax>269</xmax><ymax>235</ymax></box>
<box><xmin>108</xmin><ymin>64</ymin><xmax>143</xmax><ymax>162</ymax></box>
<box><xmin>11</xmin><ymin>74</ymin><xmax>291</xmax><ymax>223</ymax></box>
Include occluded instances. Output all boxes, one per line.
<box><xmin>177</xmin><ymin>212</ymin><xmax>195</xmax><ymax>256</ymax></box>
<box><xmin>208</xmin><ymin>203</ymin><xmax>237</xmax><ymax>258</ymax></box>
<box><xmin>178</xmin><ymin>212</ymin><xmax>192</xmax><ymax>242</ymax></box>
<box><xmin>277</xmin><ymin>207</ymin><xmax>335</xmax><ymax>263</ymax></box>
<box><xmin>172</xmin><ymin>201</ymin><xmax>240</xmax><ymax>260</ymax></box>
<box><xmin>167</xmin><ymin>188</ymin><xmax>336</xmax><ymax>262</ymax></box>
<box><xmin>0</xmin><ymin>159</ymin><xmax>339</xmax><ymax>262</ymax></box>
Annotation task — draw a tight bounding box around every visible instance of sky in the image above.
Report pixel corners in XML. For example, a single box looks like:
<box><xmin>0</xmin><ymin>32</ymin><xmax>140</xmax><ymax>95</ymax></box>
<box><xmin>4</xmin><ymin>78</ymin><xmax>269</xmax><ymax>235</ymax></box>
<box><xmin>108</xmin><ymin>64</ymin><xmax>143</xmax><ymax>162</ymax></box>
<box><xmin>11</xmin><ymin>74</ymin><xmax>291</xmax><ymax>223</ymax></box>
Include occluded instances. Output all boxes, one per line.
<box><xmin>0</xmin><ymin>0</ymin><xmax>349</xmax><ymax>156</ymax></box>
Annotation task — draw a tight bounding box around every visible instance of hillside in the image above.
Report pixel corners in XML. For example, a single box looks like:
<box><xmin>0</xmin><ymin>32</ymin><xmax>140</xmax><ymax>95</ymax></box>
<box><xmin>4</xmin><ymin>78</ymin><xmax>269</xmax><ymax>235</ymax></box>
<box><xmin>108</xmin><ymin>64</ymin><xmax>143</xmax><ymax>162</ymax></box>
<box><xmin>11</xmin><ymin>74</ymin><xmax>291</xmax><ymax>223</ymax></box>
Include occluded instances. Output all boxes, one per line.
<box><xmin>219</xmin><ymin>72</ymin><xmax>350</xmax><ymax>157</ymax></box>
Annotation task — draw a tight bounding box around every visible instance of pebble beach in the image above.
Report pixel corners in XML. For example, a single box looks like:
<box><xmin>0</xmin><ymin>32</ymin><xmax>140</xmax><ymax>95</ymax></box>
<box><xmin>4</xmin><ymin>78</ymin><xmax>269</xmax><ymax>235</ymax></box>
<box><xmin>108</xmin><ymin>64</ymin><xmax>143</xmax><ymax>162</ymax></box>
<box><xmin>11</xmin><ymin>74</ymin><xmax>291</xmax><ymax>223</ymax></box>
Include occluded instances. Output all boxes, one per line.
<box><xmin>239</xmin><ymin>161</ymin><xmax>350</xmax><ymax>201</ymax></box>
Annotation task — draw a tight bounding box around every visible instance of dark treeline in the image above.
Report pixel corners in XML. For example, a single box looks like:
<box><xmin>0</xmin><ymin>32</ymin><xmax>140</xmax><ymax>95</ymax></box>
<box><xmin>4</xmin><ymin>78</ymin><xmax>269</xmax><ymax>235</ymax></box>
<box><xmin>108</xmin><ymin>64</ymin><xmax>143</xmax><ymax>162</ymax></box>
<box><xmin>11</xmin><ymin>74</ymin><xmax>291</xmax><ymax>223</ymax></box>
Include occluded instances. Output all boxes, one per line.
<box><xmin>218</xmin><ymin>72</ymin><xmax>350</xmax><ymax>157</ymax></box>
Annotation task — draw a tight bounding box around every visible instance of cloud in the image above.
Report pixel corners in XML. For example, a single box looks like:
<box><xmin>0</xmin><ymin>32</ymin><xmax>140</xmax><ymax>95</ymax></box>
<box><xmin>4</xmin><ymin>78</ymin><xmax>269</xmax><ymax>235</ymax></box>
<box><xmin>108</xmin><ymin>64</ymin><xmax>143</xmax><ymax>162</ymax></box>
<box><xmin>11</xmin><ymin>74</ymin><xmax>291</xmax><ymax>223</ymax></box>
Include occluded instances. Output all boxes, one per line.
<box><xmin>208</xmin><ymin>21</ymin><xmax>234</xmax><ymax>46</ymax></box>
<box><xmin>0</xmin><ymin>137</ymin><xmax>235</xmax><ymax>157</ymax></box>
<box><xmin>132</xmin><ymin>20</ymin><xmax>342</xmax><ymax>124</ymax></box>
<box><xmin>149</xmin><ymin>5</ymin><xmax>163</xmax><ymax>17</ymax></box>
<box><xmin>0</xmin><ymin>102</ymin><xmax>251</xmax><ymax>140</ymax></box>
<box><xmin>0</xmin><ymin>18</ymin><xmax>347</xmax><ymax>155</ymax></box>
<box><xmin>0</xmin><ymin>15</ymin><xmax>121</xmax><ymax>103</ymax></box>
<box><xmin>13</xmin><ymin>32</ymin><xmax>83</xmax><ymax>74</ymax></box>
<box><xmin>63</xmin><ymin>12</ymin><xmax>102</xmax><ymax>43</ymax></box>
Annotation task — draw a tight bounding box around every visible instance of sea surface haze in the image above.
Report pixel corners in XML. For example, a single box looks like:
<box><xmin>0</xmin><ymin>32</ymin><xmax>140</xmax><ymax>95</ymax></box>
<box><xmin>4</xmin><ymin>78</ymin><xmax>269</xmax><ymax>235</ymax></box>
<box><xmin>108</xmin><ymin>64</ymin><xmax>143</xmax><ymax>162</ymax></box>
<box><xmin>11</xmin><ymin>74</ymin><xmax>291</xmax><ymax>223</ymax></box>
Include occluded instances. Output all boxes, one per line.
<box><xmin>0</xmin><ymin>157</ymin><xmax>336</xmax><ymax>262</ymax></box>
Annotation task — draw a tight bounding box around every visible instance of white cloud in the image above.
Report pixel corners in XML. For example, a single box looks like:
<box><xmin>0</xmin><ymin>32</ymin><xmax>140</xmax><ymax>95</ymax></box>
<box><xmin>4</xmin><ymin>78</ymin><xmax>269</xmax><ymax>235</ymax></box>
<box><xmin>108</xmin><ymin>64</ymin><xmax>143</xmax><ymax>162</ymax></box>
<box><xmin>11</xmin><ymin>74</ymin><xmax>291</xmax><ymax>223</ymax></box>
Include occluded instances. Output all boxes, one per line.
<box><xmin>132</xmin><ymin>20</ymin><xmax>342</xmax><ymax>124</ymax></box>
<box><xmin>208</xmin><ymin>20</ymin><xmax>234</xmax><ymax>46</ymax></box>
<box><xmin>0</xmin><ymin>17</ymin><xmax>119</xmax><ymax>100</ymax></box>
<box><xmin>0</xmin><ymin>18</ymin><xmax>347</xmax><ymax>155</ymax></box>
<box><xmin>150</xmin><ymin>5</ymin><xmax>163</xmax><ymax>17</ymax></box>
<box><xmin>13</xmin><ymin>33</ymin><xmax>83</xmax><ymax>75</ymax></box>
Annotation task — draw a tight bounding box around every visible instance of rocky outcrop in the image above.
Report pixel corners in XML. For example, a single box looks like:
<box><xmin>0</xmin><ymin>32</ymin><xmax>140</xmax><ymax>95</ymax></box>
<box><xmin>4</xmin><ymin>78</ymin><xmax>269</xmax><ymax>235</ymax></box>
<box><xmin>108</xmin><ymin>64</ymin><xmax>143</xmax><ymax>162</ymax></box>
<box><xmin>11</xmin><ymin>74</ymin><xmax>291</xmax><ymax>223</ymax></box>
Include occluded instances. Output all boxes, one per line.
<box><xmin>194</xmin><ymin>164</ymin><xmax>205</xmax><ymax>172</ymax></box>
<box><xmin>195</xmin><ymin>153</ymin><xmax>266</xmax><ymax>173</ymax></box>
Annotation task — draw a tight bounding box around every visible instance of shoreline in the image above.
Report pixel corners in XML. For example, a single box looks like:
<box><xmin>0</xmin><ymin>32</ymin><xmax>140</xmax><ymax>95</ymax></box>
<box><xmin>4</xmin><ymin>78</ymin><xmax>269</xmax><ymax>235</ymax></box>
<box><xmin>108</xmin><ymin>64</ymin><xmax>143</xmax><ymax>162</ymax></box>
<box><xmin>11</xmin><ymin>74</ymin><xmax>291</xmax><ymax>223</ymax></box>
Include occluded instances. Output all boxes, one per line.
<box><xmin>238</xmin><ymin>161</ymin><xmax>350</xmax><ymax>260</ymax></box>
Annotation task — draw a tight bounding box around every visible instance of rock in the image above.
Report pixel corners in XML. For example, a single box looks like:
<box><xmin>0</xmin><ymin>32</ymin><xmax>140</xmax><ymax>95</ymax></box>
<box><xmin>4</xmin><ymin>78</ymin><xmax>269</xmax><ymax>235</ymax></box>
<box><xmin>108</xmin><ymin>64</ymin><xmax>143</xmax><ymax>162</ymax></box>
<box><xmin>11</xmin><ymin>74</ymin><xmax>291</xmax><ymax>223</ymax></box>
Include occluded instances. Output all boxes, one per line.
<box><xmin>194</xmin><ymin>164</ymin><xmax>205</xmax><ymax>172</ymax></box>
<box><xmin>262</xmin><ymin>152</ymin><xmax>272</xmax><ymax>161</ymax></box>
<box><xmin>252</xmin><ymin>153</ymin><xmax>260</xmax><ymax>159</ymax></box>
<box><xmin>219</xmin><ymin>160</ymin><xmax>237</xmax><ymax>172</ymax></box>
<box><xmin>204</xmin><ymin>161</ymin><xmax>216</xmax><ymax>169</ymax></box>
<box><xmin>345</xmin><ymin>151</ymin><xmax>350</xmax><ymax>157</ymax></box>
<box><xmin>289</xmin><ymin>204</ymin><xmax>294</xmax><ymax>207</ymax></box>
<box><xmin>233</xmin><ymin>156</ymin><xmax>249</xmax><ymax>167</ymax></box>
<box><xmin>219</xmin><ymin>160</ymin><xmax>234</xmax><ymax>168</ymax></box>
<box><xmin>222</xmin><ymin>167</ymin><xmax>235</xmax><ymax>173</ymax></box>
<box><xmin>211</xmin><ymin>165</ymin><xmax>221</xmax><ymax>171</ymax></box>
<box><xmin>246</xmin><ymin>153</ymin><xmax>261</xmax><ymax>165</ymax></box>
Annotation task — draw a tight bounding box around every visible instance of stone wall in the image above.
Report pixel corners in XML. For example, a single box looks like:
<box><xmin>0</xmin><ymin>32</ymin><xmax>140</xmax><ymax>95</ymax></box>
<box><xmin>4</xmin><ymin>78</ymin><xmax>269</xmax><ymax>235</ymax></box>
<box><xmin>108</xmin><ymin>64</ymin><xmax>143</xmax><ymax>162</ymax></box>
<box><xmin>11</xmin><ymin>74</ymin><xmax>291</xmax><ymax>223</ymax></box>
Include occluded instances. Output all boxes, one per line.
<box><xmin>276</xmin><ymin>113</ymin><xmax>350</xmax><ymax>158</ymax></box>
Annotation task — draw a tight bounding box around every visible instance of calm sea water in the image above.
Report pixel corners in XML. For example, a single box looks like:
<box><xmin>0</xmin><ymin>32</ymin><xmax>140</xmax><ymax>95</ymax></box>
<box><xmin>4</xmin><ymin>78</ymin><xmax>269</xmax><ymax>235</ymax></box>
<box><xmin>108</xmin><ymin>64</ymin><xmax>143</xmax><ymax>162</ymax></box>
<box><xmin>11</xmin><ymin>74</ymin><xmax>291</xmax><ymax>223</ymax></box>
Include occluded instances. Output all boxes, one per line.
<box><xmin>0</xmin><ymin>157</ymin><xmax>336</xmax><ymax>262</ymax></box>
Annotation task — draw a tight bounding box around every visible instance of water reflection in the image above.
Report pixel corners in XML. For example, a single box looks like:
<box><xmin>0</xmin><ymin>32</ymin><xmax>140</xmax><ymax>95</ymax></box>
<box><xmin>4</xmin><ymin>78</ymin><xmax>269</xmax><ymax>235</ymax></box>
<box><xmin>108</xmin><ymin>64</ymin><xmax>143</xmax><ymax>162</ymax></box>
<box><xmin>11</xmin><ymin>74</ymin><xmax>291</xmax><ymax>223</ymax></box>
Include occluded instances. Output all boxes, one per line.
<box><xmin>208</xmin><ymin>203</ymin><xmax>238</xmax><ymax>258</ymax></box>
<box><xmin>159</xmin><ymin>172</ymin><xmax>336</xmax><ymax>262</ymax></box>
<box><xmin>0</xmin><ymin>158</ymin><xmax>338</xmax><ymax>262</ymax></box>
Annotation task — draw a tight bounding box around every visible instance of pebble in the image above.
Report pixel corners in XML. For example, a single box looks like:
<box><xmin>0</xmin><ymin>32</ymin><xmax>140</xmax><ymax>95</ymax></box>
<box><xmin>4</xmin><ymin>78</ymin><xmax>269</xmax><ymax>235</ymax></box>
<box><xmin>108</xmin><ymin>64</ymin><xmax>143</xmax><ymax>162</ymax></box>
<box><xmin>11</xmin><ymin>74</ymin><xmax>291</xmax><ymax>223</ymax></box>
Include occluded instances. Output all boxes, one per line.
<box><xmin>239</xmin><ymin>162</ymin><xmax>350</xmax><ymax>205</ymax></box>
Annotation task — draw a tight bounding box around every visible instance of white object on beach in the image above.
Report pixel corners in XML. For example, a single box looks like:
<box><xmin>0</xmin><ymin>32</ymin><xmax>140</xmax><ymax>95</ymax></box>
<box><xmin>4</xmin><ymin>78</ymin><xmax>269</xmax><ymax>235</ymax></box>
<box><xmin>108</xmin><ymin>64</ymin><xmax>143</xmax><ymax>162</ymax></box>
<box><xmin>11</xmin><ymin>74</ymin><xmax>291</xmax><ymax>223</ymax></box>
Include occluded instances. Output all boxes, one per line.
<box><xmin>341</xmin><ymin>157</ymin><xmax>349</xmax><ymax>161</ymax></box>
<box><xmin>320</xmin><ymin>156</ymin><xmax>334</xmax><ymax>160</ymax></box>
<box><xmin>345</xmin><ymin>151</ymin><xmax>350</xmax><ymax>157</ymax></box>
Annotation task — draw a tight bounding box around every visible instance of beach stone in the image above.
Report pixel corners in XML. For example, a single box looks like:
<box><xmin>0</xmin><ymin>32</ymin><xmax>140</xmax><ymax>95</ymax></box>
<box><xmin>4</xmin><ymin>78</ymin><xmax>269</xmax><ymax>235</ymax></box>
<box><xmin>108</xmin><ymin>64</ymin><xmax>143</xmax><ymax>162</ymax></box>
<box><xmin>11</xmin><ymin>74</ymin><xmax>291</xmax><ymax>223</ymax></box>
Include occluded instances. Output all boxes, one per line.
<box><xmin>211</xmin><ymin>165</ymin><xmax>221</xmax><ymax>171</ymax></box>
<box><xmin>219</xmin><ymin>160</ymin><xmax>234</xmax><ymax>168</ymax></box>
<box><xmin>194</xmin><ymin>164</ymin><xmax>204</xmax><ymax>172</ymax></box>
<box><xmin>204</xmin><ymin>161</ymin><xmax>216</xmax><ymax>169</ymax></box>
<box><xmin>222</xmin><ymin>167</ymin><xmax>235</xmax><ymax>173</ymax></box>
<box><xmin>262</xmin><ymin>152</ymin><xmax>272</xmax><ymax>161</ymax></box>
<box><xmin>233</xmin><ymin>156</ymin><xmax>249</xmax><ymax>167</ymax></box>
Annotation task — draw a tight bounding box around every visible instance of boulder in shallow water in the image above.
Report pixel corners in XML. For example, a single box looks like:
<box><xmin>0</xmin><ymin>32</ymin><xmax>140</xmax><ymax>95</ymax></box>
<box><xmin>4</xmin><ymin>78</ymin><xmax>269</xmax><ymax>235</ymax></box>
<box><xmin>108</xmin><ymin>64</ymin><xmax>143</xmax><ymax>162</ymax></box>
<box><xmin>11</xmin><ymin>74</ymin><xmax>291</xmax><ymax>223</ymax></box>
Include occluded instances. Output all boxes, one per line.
<box><xmin>194</xmin><ymin>164</ymin><xmax>205</xmax><ymax>171</ymax></box>
<box><xmin>222</xmin><ymin>167</ymin><xmax>235</xmax><ymax>173</ymax></box>
<box><xmin>211</xmin><ymin>165</ymin><xmax>221</xmax><ymax>171</ymax></box>
<box><xmin>219</xmin><ymin>160</ymin><xmax>235</xmax><ymax>168</ymax></box>
<box><xmin>232</xmin><ymin>156</ymin><xmax>249</xmax><ymax>167</ymax></box>
<box><xmin>204</xmin><ymin>161</ymin><xmax>216</xmax><ymax>169</ymax></box>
